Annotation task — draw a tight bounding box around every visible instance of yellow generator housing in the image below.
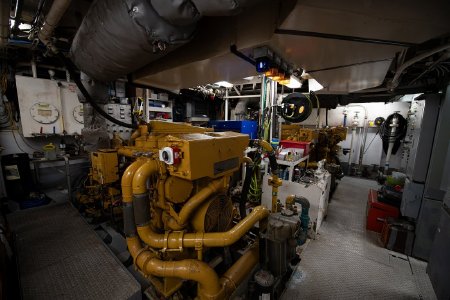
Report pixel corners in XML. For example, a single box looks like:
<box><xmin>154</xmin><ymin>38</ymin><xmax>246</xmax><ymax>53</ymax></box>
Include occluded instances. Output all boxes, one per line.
<box><xmin>115</xmin><ymin>121</ymin><xmax>270</xmax><ymax>299</ymax></box>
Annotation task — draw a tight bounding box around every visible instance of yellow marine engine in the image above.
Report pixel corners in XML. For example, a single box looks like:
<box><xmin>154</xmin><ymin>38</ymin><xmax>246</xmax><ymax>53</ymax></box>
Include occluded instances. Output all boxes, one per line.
<box><xmin>88</xmin><ymin>121</ymin><xmax>303</xmax><ymax>299</ymax></box>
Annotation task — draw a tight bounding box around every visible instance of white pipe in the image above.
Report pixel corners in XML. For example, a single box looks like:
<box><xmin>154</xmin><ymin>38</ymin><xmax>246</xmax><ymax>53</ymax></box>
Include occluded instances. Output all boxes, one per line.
<box><xmin>223</xmin><ymin>94</ymin><xmax>261</xmax><ymax>99</ymax></box>
<box><xmin>390</xmin><ymin>43</ymin><xmax>450</xmax><ymax>90</ymax></box>
<box><xmin>38</xmin><ymin>0</ymin><xmax>72</xmax><ymax>47</ymax></box>
<box><xmin>346</xmin><ymin>104</ymin><xmax>368</xmax><ymax>172</ymax></box>
<box><xmin>347</xmin><ymin>127</ymin><xmax>357</xmax><ymax>173</ymax></box>
<box><xmin>384</xmin><ymin>115</ymin><xmax>399</xmax><ymax>174</ymax></box>
<box><xmin>224</xmin><ymin>89</ymin><xmax>229</xmax><ymax>121</ymax></box>
<box><xmin>31</xmin><ymin>60</ymin><xmax>37</xmax><ymax>78</ymax></box>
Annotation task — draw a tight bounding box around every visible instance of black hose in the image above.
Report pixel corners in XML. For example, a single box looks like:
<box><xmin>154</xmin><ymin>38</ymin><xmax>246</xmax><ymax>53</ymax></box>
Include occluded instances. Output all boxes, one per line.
<box><xmin>380</xmin><ymin>113</ymin><xmax>407</xmax><ymax>154</ymax></box>
<box><xmin>57</xmin><ymin>52</ymin><xmax>137</xmax><ymax>129</ymax></box>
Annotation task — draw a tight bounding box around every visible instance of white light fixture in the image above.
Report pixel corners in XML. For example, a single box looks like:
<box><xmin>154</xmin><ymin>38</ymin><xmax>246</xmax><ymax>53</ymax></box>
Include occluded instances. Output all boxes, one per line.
<box><xmin>243</xmin><ymin>76</ymin><xmax>254</xmax><ymax>81</ymax></box>
<box><xmin>285</xmin><ymin>75</ymin><xmax>302</xmax><ymax>89</ymax></box>
<box><xmin>18</xmin><ymin>23</ymin><xmax>32</xmax><ymax>30</ymax></box>
<box><xmin>215</xmin><ymin>81</ymin><xmax>233</xmax><ymax>88</ymax></box>
<box><xmin>308</xmin><ymin>78</ymin><xmax>324</xmax><ymax>92</ymax></box>
<box><xmin>10</xmin><ymin>19</ymin><xmax>15</xmax><ymax>28</ymax></box>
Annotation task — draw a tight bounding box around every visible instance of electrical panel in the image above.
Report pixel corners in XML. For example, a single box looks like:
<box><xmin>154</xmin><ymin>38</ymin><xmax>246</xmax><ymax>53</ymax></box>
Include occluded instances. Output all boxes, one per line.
<box><xmin>16</xmin><ymin>75</ymin><xmax>84</xmax><ymax>137</ymax></box>
<box><xmin>104</xmin><ymin>103</ymin><xmax>133</xmax><ymax>140</ymax></box>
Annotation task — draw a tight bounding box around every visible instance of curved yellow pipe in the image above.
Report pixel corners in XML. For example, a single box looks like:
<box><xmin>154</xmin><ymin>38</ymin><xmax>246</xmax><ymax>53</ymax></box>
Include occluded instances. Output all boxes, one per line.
<box><xmin>121</xmin><ymin>159</ymin><xmax>145</xmax><ymax>203</ymax></box>
<box><xmin>127</xmin><ymin>236</ymin><xmax>222</xmax><ymax>300</ymax></box>
<box><xmin>137</xmin><ymin>205</ymin><xmax>269</xmax><ymax>249</ymax></box>
<box><xmin>256</xmin><ymin>139</ymin><xmax>273</xmax><ymax>153</ymax></box>
<box><xmin>132</xmin><ymin>160</ymin><xmax>160</xmax><ymax>195</ymax></box>
<box><xmin>175</xmin><ymin>178</ymin><xmax>225</xmax><ymax>227</ymax></box>
<box><xmin>128</xmin><ymin>128</ymin><xmax>141</xmax><ymax>146</ymax></box>
<box><xmin>221</xmin><ymin>244</ymin><xmax>259</xmax><ymax>291</ymax></box>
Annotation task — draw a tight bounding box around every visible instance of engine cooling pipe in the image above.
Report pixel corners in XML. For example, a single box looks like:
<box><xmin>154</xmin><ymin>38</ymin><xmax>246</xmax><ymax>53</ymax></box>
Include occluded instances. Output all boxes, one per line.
<box><xmin>168</xmin><ymin>178</ymin><xmax>226</xmax><ymax>229</ymax></box>
<box><xmin>122</xmin><ymin>159</ymin><xmax>146</xmax><ymax>237</ymax></box>
<box><xmin>38</xmin><ymin>0</ymin><xmax>72</xmax><ymax>47</ymax></box>
<box><xmin>127</xmin><ymin>236</ymin><xmax>222</xmax><ymax>299</ymax></box>
<box><xmin>136</xmin><ymin>206</ymin><xmax>269</xmax><ymax>249</ymax></box>
<box><xmin>127</xmin><ymin>235</ymin><xmax>259</xmax><ymax>300</ymax></box>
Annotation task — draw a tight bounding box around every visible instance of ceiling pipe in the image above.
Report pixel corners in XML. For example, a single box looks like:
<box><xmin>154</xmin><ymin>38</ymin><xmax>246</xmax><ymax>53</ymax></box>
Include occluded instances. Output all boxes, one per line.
<box><xmin>38</xmin><ymin>0</ymin><xmax>72</xmax><ymax>48</ymax></box>
<box><xmin>70</xmin><ymin>0</ymin><xmax>257</xmax><ymax>82</ymax></box>
<box><xmin>0</xmin><ymin>0</ymin><xmax>10</xmax><ymax>48</ymax></box>
<box><xmin>389</xmin><ymin>43</ymin><xmax>450</xmax><ymax>90</ymax></box>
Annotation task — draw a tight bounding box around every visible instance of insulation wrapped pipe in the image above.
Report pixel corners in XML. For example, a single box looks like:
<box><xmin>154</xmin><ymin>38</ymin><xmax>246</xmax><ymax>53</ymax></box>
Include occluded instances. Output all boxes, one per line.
<box><xmin>70</xmin><ymin>0</ymin><xmax>197</xmax><ymax>82</ymax></box>
<box><xmin>70</xmin><ymin>0</ymin><xmax>257</xmax><ymax>81</ymax></box>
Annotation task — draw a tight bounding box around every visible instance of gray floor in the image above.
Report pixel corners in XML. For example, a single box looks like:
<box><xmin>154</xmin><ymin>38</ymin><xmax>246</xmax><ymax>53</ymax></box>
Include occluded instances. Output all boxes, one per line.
<box><xmin>7</xmin><ymin>202</ymin><xmax>141</xmax><ymax>300</ymax></box>
<box><xmin>282</xmin><ymin>177</ymin><xmax>437</xmax><ymax>300</ymax></box>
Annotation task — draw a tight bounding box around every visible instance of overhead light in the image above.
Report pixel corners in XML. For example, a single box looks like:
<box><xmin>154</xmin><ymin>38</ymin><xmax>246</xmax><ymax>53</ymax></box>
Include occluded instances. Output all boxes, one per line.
<box><xmin>215</xmin><ymin>81</ymin><xmax>233</xmax><ymax>88</ymax></box>
<box><xmin>281</xmin><ymin>75</ymin><xmax>302</xmax><ymax>89</ymax></box>
<box><xmin>243</xmin><ymin>76</ymin><xmax>254</xmax><ymax>80</ymax></box>
<box><xmin>18</xmin><ymin>23</ymin><xmax>32</xmax><ymax>30</ymax></box>
<box><xmin>308</xmin><ymin>78</ymin><xmax>323</xmax><ymax>92</ymax></box>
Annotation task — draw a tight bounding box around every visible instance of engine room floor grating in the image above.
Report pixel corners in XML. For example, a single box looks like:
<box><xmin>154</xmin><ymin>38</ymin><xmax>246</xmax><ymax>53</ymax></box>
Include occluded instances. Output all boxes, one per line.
<box><xmin>7</xmin><ymin>202</ymin><xmax>141</xmax><ymax>300</ymax></box>
<box><xmin>282</xmin><ymin>176</ymin><xmax>436</xmax><ymax>300</ymax></box>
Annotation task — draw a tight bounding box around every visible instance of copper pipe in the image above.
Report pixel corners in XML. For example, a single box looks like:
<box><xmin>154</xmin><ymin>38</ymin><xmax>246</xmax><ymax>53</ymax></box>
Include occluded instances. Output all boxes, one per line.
<box><xmin>132</xmin><ymin>160</ymin><xmax>159</xmax><ymax>195</ymax></box>
<box><xmin>137</xmin><ymin>205</ymin><xmax>269</xmax><ymax>249</ymax></box>
<box><xmin>127</xmin><ymin>236</ymin><xmax>222</xmax><ymax>299</ymax></box>
<box><xmin>122</xmin><ymin>159</ymin><xmax>146</xmax><ymax>203</ymax></box>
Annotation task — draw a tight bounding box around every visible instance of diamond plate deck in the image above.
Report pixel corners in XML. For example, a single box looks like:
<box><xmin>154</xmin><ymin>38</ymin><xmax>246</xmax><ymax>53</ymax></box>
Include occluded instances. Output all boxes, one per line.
<box><xmin>7</xmin><ymin>202</ymin><xmax>141</xmax><ymax>300</ymax></box>
<box><xmin>282</xmin><ymin>177</ymin><xmax>437</xmax><ymax>300</ymax></box>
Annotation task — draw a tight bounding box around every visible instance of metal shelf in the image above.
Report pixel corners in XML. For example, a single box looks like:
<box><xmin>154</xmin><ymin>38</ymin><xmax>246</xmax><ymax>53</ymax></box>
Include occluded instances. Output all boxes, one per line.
<box><xmin>148</xmin><ymin>107</ymin><xmax>172</xmax><ymax>113</ymax></box>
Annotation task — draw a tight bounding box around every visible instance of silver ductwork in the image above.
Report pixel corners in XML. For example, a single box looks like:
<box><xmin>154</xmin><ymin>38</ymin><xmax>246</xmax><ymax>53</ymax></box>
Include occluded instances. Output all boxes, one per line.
<box><xmin>70</xmin><ymin>0</ymin><xmax>256</xmax><ymax>82</ymax></box>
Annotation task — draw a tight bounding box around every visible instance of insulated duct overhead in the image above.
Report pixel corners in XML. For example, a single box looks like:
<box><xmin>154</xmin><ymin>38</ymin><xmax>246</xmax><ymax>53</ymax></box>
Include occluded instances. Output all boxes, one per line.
<box><xmin>70</xmin><ymin>0</ymin><xmax>256</xmax><ymax>82</ymax></box>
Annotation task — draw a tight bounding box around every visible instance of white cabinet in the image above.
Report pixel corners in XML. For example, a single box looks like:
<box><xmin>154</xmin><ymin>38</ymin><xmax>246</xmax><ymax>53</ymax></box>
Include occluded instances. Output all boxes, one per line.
<box><xmin>16</xmin><ymin>75</ymin><xmax>84</xmax><ymax>137</ymax></box>
<box><xmin>262</xmin><ymin>158</ymin><xmax>331</xmax><ymax>234</ymax></box>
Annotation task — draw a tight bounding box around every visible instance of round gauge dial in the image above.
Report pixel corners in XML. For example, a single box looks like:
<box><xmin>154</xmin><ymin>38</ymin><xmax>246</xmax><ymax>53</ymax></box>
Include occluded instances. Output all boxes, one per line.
<box><xmin>73</xmin><ymin>105</ymin><xmax>84</xmax><ymax>124</ymax></box>
<box><xmin>30</xmin><ymin>102</ymin><xmax>60</xmax><ymax>124</ymax></box>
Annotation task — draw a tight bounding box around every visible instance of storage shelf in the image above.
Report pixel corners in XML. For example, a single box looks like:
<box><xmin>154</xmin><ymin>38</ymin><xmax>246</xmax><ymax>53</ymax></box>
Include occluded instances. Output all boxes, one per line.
<box><xmin>147</xmin><ymin>98</ymin><xmax>170</xmax><ymax>102</ymax></box>
<box><xmin>148</xmin><ymin>107</ymin><xmax>172</xmax><ymax>112</ymax></box>
<box><xmin>277</xmin><ymin>155</ymin><xmax>309</xmax><ymax>167</ymax></box>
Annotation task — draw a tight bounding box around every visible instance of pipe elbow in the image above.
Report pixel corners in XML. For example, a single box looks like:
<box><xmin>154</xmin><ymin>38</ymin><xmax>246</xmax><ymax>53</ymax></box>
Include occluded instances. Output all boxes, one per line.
<box><xmin>132</xmin><ymin>160</ymin><xmax>159</xmax><ymax>195</ymax></box>
<box><xmin>146</xmin><ymin>258</ymin><xmax>222</xmax><ymax>299</ymax></box>
<box><xmin>121</xmin><ymin>160</ymin><xmax>145</xmax><ymax>203</ymax></box>
<box><xmin>294</xmin><ymin>196</ymin><xmax>310</xmax><ymax>210</ymax></box>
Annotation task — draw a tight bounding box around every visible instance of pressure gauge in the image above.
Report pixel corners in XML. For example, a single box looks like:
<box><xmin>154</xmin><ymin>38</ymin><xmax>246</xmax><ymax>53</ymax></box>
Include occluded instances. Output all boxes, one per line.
<box><xmin>30</xmin><ymin>102</ymin><xmax>60</xmax><ymax>124</ymax></box>
<box><xmin>73</xmin><ymin>104</ymin><xmax>84</xmax><ymax>124</ymax></box>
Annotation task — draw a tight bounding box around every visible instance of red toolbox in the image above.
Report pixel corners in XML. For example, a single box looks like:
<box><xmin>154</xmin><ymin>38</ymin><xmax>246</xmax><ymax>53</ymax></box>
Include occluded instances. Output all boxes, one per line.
<box><xmin>280</xmin><ymin>140</ymin><xmax>311</xmax><ymax>155</ymax></box>
<box><xmin>366</xmin><ymin>189</ymin><xmax>400</xmax><ymax>233</ymax></box>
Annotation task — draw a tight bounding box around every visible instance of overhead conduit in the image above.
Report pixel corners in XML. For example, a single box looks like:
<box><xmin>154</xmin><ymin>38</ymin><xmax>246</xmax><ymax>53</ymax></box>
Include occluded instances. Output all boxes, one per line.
<box><xmin>70</xmin><ymin>0</ymin><xmax>257</xmax><ymax>82</ymax></box>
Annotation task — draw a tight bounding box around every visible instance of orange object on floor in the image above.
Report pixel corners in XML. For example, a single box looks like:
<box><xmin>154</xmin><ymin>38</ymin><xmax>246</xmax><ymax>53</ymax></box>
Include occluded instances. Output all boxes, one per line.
<box><xmin>366</xmin><ymin>189</ymin><xmax>400</xmax><ymax>233</ymax></box>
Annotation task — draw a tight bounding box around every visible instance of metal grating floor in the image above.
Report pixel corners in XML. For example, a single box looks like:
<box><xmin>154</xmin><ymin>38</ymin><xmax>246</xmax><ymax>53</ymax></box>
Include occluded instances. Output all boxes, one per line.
<box><xmin>7</xmin><ymin>202</ymin><xmax>141</xmax><ymax>300</ymax></box>
<box><xmin>282</xmin><ymin>177</ymin><xmax>436</xmax><ymax>300</ymax></box>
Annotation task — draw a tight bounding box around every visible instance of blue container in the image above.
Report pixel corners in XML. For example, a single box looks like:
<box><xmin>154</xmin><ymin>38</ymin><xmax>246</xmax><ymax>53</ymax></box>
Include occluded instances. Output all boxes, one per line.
<box><xmin>209</xmin><ymin>120</ymin><xmax>258</xmax><ymax>139</ymax></box>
